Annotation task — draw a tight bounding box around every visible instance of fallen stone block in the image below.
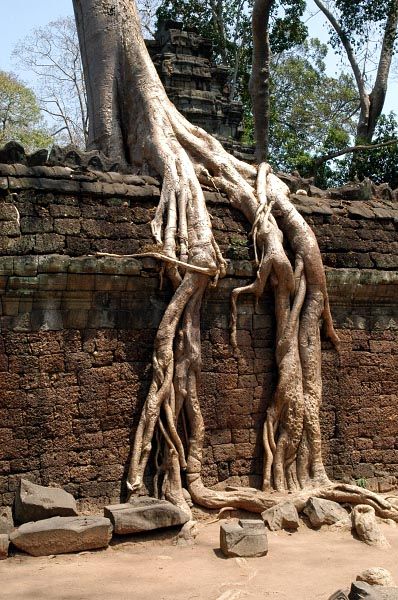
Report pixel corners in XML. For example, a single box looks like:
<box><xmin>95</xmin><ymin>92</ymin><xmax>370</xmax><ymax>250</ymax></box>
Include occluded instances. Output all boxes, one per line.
<box><xmin>15</xmin><ymin>479</ymin><xmax>78</xmax><ymax>524</ymax></box>
<box><xmin>357</xmin><ymin>568</ymin><xmax>396</xmax><ymax>587</ymax></box>
<box><xmin>262</xmin><ymin>501</ymin><xmax>300</xmax><ymax>531</ymax></box>
<box><xmin>0</xmin><ymin>534</ymin><xmax>9</xmax><ymax>560</ymax></box>
<box><xmin>349</xmin><ymin>581</ymin><xmax>398</xmax><ymax>599</ymax></box>
<box><xmin>352</xmin><ymin>505</ymin><xmax>390</xmax><ymax>548</ymax></box>
<box><xmin>304</xmin><ymin>497</ymin><xmax>350</xmax><ymax>528</ymax></box>
<box><xmin>10</xmin><ymin>516</ymin><xmax>112</xmax><ymax>556</ymax></box>
<box><xmin>0</xmin><ymin>507</ymin><xmax>14</xmax><ymax>534</ymax></box>
<box><xmin>220</xmin><ymin>519</ymin><xmax>268</xmax><ymax>558</ymax></box>
<box><xmin>104</xmin><ymin>497</ymin><xmax>189</xmax><ymax>535</ymax></box>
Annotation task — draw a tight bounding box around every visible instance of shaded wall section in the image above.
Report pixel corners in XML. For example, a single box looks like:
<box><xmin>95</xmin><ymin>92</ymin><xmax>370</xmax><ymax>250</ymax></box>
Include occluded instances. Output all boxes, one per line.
<box><xmin>0</xmin><ymin>163</ymin><xmax>397</xmax><ymax>509</ymax></box>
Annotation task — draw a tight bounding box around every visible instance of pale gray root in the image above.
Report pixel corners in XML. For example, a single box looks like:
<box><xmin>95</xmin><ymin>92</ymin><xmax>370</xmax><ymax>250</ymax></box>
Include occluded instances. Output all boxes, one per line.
<box><xmin>74</xmin><ymin>0</ymin><xmax>393</xmax><ymax>520</ymax></box>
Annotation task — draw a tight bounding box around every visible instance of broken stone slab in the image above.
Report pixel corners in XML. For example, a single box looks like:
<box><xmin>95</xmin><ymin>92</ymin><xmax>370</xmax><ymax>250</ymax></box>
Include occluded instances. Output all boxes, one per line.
<box><xmin>15</xmin><ymin>479</ymin><xmax>78</xmax><ymax>524</ymax></box>
<box><xmin>0</xmin><ymin>534</ymin><xmax>9</xmax><ymax>560</ymax></box>
<box><xmin>0</xmin><ymin>507</ymin><xmax>14</xmax><ymax>534</ymax></box>
<box><xmin>352</xmin><ymin>505</ymin><xmax>390</xmax><ymax>548</ymax></box>
<box><xmin>262</xmin><ymin>501</ymin><xmax>300</xmax><ymax>531</ymax></box>
<box><xmin>303</xmin><ymin>497</ymin><xmax>350</xmax><ymax>528</ymax></box>
<box><xmin>104</xmin><ymin>497</ymin><xmax>190</xmax><ymax>535</ymax></box>
<box><xmin>10</xmin><ymin>516</ymin><xmax>112</xmax><ymax>557</ymax></box>
<box><xmin>349</xmin><ymin>581</ymin><xmax>398</xmax><ymax>599</ymax></box>
<box><xmin>220</xmin><ymin>519</ymin><xmax>268</xmax><ymax>558</ymax></box>
<box><xmin>357</xmin><ymin>569</ymin><xmax>396</xmax><ymax>588</ymax></box>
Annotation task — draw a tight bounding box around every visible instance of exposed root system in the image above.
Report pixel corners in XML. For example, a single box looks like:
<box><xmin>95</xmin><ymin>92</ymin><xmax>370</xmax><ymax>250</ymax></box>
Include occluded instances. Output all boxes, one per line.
<box><xmin>73</xmin><ymin>0</ymin><xmax>398</xmax><ymax>522</ymax></box>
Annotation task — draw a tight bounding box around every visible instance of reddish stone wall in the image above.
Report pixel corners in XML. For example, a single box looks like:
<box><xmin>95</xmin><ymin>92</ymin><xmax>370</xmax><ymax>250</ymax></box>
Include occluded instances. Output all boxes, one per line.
<box><xmin>0</xmin><ymin>168</ymin><xmax>397</xmax><ymax>509</ymax></box>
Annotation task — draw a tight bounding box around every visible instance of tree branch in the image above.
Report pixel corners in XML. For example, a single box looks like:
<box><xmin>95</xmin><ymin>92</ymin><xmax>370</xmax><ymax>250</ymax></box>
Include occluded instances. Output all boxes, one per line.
<box><xmin>312</xmin><ymin>0</ymin><xmax>369</xmax><ymax>121</ymax></box>
<box><xmin>313</xmin><ymin>138</ymin><xmax>398</xmax><ymax>168</ymax></box>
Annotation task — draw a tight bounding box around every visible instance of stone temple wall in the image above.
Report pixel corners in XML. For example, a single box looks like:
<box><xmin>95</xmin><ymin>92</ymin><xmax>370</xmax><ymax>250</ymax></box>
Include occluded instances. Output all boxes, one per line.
<box><xmin>0</xmin><ymin>160</ymin><xmax>397</xmax><ymax>510</ymax></box>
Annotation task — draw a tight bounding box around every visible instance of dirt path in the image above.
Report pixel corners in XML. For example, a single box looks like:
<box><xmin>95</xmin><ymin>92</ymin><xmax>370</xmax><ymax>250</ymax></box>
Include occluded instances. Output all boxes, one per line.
<box><xmin>1</xmin><ymin>519</ymin><xmax>398</xmax><ymax>599</ymax></box>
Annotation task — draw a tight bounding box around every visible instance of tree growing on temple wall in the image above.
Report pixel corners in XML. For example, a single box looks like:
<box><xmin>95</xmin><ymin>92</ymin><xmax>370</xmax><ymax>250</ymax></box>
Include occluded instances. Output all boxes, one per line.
<box><xmin>72</xmin><ymin>0</ymin><xmax>398</xmax><ymax>522</ymax></box>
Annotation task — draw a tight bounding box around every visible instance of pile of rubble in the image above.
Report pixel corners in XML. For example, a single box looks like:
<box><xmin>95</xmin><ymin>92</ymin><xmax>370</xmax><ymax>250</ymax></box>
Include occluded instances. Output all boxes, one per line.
<box><xmin>1</xmin><ymin>478</ymin><xmax>189</xmax><ymax>559</ymax></box>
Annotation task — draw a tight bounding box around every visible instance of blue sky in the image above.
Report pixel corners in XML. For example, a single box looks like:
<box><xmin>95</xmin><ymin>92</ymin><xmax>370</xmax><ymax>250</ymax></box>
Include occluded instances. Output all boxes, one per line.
<box><xmin>0</xmin><ymin>0</ymin><xmax>396</xmax><ymax>115</ymax></box>
<box><xmin>1</xmin><ymin>0</ymin><xmax>73</xmax><ymax>73</ymax></box>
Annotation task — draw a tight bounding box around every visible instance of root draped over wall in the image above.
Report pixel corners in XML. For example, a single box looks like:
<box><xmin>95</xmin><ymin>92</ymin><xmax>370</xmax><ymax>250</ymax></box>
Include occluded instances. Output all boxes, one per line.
<box><xmin>70</xmin><ymin>0</ymin><xmax>398</xmax><ymax>520</ymax></box>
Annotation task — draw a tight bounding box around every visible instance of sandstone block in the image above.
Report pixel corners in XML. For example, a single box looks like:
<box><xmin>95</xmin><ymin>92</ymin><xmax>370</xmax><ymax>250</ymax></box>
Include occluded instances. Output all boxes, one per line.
<box><xmin>0</xmin><ymin>534</ymin><xmax>9</xmax><ymax>559</ymax></box>
<box><xmin>357</xmin><ymin>568</ymin><xmax>396</xmax><ymax>587</ymax></box>
<box><xmin>10</xmin><ymin>516</ymin><xmax>112</xmax><ymax>556</ymax></box>
<box><xmin>104</xmin><ymin>497</ymin><xmax>189</xmax><ymax>535</ymax></box>
<box><xmin>262</xmin><ymin>501</ymin><xmax>300</xmax><ymax>531</ymax></box>
<box><xmin>352</xmin><ymin>505</ymin><xmax>390</xmax><ymax>548</ymax></box>
<box><xmin>304</xmin><ymin>497</ymin><xmax>350</xmax><ymax>528</ymax></box>
<box><xmin>15</xmin><ymin>479</ymin><xmax>78</xmax><ymax>524</ymax></box>
<box><xmin>349</xmin><ymin>581</ymin><xmax>398</xmax><ymax>599</ymax></box>
<box><xmin>0</xmin><ymin>506</ymin><xmax>14</xmax><ymax>534</ymax></box>
<box><xmin>220</xmin><ymin>519</ymin><xmax>268</xmax><ymax>558</ymax></box>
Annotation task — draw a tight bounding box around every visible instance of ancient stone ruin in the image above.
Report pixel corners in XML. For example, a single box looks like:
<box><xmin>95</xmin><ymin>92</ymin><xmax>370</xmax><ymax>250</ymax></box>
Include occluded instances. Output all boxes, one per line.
<box><xmin>0</xmin><ymin>22</ymin><xmax>397</xmax><ymax>565</ymax></box>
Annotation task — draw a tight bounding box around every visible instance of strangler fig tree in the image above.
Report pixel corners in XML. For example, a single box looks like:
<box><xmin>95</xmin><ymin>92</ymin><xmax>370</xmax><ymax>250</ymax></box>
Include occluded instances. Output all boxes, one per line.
<box><xmin>72</xmin><ymin>0</ymin><xmax>398</xmax><ymax>521</ymax></box>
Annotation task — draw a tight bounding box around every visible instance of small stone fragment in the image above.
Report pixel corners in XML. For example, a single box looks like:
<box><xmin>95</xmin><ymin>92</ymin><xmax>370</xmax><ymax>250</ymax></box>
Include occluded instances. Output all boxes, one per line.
<box><xmin>262</xmin><ymin>501</ymin><xmax>300</xmax><ymax>531</ymax></box>
<box><xmin>0</xmin><ymin>507</ymin><xmax>14</xmax><ymax>534</ymax></box>
<box><xmin>349</xmin><ymin>581</ymin><xmax>398</xmax><ymax>599</ymax></box>
<box><xmin>0</xmin><ymin>534</ymin><xmax>9</xmax><ymax>560</ymax></box>
<box><xmin>357</xmin><ymin>568</ymin><xmax>396</xmax><ymax>588</ymax></box>
<box><xmin>220</xmin><ymin>519</ymin><xmax>268</xmax><ymax>558</ymax></box>
<box><xmin>304</xmin><ymin>497</ymin><xmax>350</xmax><ymax>528</ymax></box>
<box><xmin>15</xmin><ymin>479</ymin><xmax>78</xmax><ymax>524</ymax></box>
<box><xmin>352</xmin><ymin>505</ymin><xmax>390</xmax><ymax>548</ymax></box>
<box><xmin>10</xmin><ymin>516</ymin><xmax>112</xmax><ymax>557</ymax></box>
<box><xmin>104</xmin><ymin>497</ymin><xmax>189</xmax><ymax>535</ymax></box>
<box><xmin>328</xmin><ymin>591</ymin><xmax>350</xmax><ymax>600</ymax></box>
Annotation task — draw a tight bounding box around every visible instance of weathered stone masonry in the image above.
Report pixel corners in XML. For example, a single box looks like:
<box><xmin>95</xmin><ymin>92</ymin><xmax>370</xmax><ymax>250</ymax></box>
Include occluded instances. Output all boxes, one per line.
<box><xmin>0</xmin><ymin>161</ymin><xmax>397</xmax><ymax>510</ymax></box>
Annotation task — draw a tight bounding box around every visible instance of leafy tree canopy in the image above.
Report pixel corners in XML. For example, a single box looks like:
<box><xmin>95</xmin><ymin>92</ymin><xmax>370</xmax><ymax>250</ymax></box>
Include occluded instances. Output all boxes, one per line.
<box><xmin>338</xmin><ymin>112</ymin><xmax>398</xmax><ymax>189</ymax></box>
<box><xmin>0</xmin><ymin>71</ymin><xmax>51</xmax><ymax>151</ymax></box>
<box><xmin>331</xmin><ymin>0</ymin><xmax>397</xmax><ymax>47</ymax></box>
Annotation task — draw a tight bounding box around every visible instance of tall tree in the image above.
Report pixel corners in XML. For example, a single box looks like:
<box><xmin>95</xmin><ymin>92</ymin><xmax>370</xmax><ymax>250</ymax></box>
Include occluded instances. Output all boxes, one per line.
<box><xmin>72</xmin><ymin>0</ymin><xmax>398</xmax><ymax>522</ymax></box>
<box><xmin>250</xmin><ymin>0</ymin><xmax>274</xmax><ymax>162</ymax></box>
<box><xmin>313</xmin><ymin>0</ymin><xmax>398</xmax><ymax>145</ymax></box>
<box><xmin>0</xmin><ymin>71</ymin><xmax>51</xmax><ymax>151</ymax></box>
<box><xmin>13</xmin><ymin>17</ymin><xmax>88</xmax><ymax>147</ymax></box>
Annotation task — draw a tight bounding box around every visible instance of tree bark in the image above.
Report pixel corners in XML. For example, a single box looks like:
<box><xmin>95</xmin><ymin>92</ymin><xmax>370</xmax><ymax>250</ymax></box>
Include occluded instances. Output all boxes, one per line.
<box><xmin>249</xmin><ymin>0</ymin><xmax>275</xmax><ymax>163</ymax></box>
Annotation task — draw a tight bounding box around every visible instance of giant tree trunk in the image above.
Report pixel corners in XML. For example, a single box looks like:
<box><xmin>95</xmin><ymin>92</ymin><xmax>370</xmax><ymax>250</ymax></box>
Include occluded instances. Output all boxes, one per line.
<box><xmin>73</xmin><ymin>0</ymin><xmax>398</xmax><ymax>521</ymax></box>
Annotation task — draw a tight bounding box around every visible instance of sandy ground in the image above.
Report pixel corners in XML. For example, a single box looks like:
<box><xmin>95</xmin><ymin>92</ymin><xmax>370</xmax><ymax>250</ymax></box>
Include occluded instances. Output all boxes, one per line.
<box><xmin>1</xmin><ymin>518</ymin><xmax>398</xmax><ymax>600</ymax></box>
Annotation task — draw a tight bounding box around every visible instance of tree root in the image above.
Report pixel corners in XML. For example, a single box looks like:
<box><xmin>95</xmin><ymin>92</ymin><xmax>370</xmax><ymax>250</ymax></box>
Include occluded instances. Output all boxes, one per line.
<box><xmin>74</xmin><ymin>0</ymin><xmax>390</xmax><ymax>524</ymax></box>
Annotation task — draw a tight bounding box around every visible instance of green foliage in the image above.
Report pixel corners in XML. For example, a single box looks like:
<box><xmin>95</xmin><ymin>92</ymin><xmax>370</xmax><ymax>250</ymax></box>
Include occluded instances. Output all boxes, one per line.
<box><xmin>267</xmin><ymin>39</ymin><xmax>358</xmax><ymax>185</ymax></box>
<box><xmin>0</xmin><ymin>71</ymin><xmax>51</xmax><ymax>151</ymax></box>
<box><xmin>346</xmin><ymin>113</ymin><xmax>398</xmax><ymax>189</ymax></box>
<box><xmin>331</xmin><ymin>0</ymin><xmax>397</xmax><ymax>50</ymax></box>
<box><xmin>356</xmin><ymin>477</ymin><xmax>367</xmax><ymax>489</ymax></box>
